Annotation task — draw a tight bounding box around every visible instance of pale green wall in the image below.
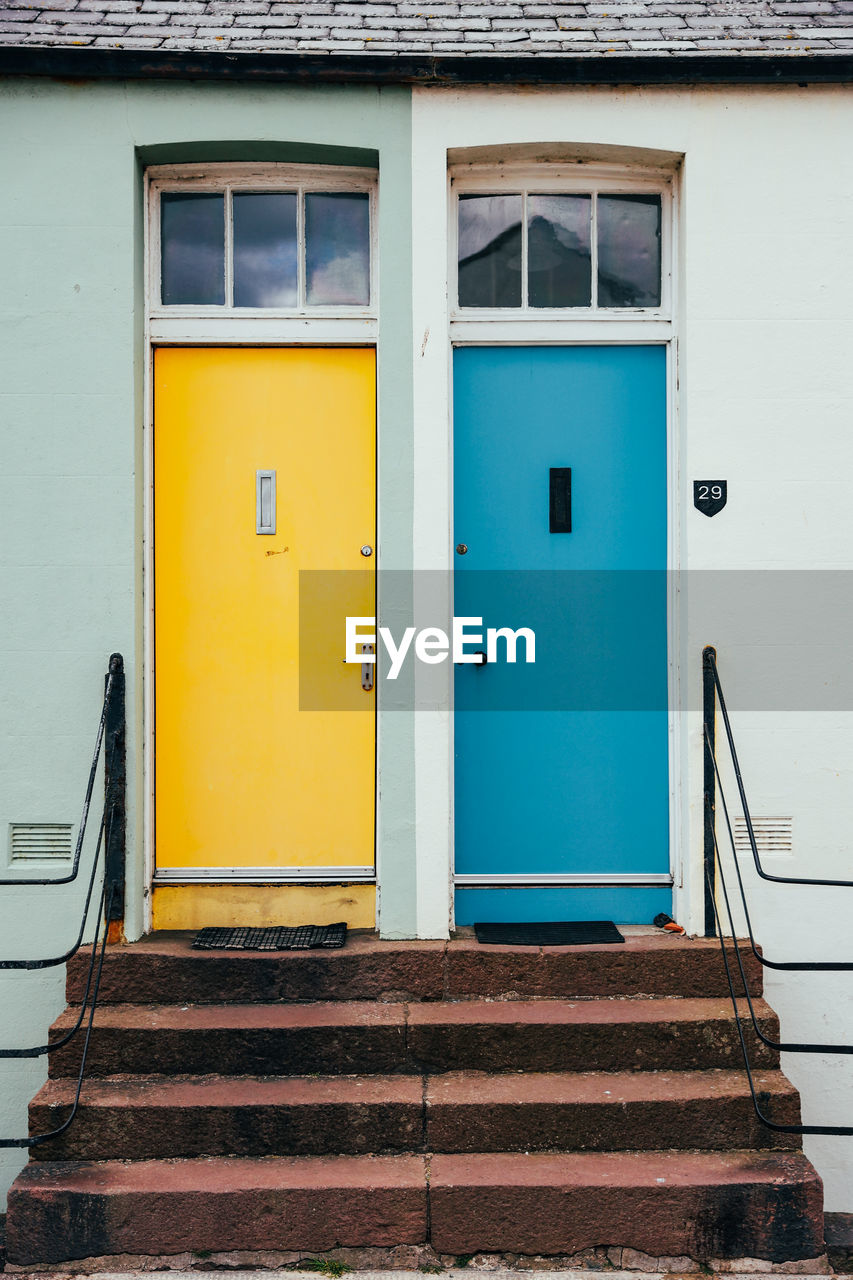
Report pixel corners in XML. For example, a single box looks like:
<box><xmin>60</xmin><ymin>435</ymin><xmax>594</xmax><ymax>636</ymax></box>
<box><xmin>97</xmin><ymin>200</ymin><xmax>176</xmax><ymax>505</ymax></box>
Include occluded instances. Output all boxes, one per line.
<box><xmin>0</xmin><ymin>75</ymin><xmax>417</xmax><ymax>1202</ymax></box>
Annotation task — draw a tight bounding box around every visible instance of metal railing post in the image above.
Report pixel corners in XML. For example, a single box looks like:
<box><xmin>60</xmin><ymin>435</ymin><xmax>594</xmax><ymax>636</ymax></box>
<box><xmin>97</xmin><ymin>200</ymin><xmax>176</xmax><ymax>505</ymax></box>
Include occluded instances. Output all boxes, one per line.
<box><xmin>703</xmin><ymin>645</ymin><xmax>717</xmax><ymax>938</ymax></box>
<box><xmin>104</xmin><ymin>653</ymin><xmax>126</xmax><ymax>927</ymax></box>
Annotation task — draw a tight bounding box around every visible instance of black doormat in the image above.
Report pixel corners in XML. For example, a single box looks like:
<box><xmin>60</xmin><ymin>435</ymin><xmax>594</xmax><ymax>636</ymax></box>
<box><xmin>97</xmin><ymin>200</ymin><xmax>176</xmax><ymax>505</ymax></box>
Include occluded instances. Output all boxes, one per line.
<box><xmin>192</xmin><ymin>923</ymin><xmax>347</xmax><ymax>951</ymax></box>
<box><xmin>474</xmin><ymin>920</ymin><xmax>624</xmax><ymax>947</ymax></box>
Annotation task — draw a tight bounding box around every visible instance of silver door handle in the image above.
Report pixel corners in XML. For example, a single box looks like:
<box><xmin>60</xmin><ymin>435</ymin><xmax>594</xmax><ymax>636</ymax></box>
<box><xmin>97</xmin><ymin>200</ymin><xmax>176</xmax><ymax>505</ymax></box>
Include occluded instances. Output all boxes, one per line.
<box><xmin>256</xmin><ymin>470</ymin><xmax>276</xmax><ymax>534</ymax></box>
<box><xmin>361</xmin><ymin>643</ymin><xmax>375</xmax><ymax>692</ymax></box>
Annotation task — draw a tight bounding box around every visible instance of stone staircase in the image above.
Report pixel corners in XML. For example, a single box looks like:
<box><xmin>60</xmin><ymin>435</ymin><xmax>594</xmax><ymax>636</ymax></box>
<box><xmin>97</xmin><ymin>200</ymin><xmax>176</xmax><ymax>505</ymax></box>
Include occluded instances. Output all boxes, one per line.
<box><xmin>4</xmin><ymin>931</ymin><xmax>824</xmax><ymax>1267</ymax></box>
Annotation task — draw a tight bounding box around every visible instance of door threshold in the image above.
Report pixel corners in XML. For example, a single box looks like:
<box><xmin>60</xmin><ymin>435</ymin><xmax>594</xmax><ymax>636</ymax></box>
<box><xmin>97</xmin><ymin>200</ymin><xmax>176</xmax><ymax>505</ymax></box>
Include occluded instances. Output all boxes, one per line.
<box><xmin>154</xmin><ymin>867</ymin><xmax>375</xmax><ymax>884</ymax></box>
<box><xmin>454</xmin><ymin>873</ymin><xmax>673</xmax><ymax>888</ymax></box>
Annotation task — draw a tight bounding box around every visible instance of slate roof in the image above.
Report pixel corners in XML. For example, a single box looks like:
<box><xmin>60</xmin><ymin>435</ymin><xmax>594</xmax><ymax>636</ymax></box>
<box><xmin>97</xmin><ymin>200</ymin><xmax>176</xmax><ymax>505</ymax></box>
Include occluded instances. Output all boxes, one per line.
<box><xmin>1</xmin><ymin>1</ymin><xmax>853</xmax><ymax>57</ymax></box>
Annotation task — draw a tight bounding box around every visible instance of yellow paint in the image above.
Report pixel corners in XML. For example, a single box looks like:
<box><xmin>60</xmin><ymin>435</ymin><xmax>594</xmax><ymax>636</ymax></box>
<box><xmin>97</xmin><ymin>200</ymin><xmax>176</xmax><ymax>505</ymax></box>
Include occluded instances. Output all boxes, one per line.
<box><xmin>153</xmin><ymin>348</ymin><xmax>375</xmax><ymax>928</ymax></box>
<box><xmin>152</xmin><ymin>884</ymin><xmax>376</xmax><ymax>932</ymax></box>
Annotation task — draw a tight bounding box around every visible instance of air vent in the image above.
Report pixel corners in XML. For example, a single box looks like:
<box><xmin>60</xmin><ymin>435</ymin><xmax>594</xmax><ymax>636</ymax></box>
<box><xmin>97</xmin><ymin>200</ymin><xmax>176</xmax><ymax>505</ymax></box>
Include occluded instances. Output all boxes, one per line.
<box><xmin>9</xmin><ymin>823</ymin><xmax>73</xmax><ymax>862</ymax></box>
<box><xmin>733</xmin><ymin>816</ymin><xmax>793</xmax><ymax>858</ymax></box>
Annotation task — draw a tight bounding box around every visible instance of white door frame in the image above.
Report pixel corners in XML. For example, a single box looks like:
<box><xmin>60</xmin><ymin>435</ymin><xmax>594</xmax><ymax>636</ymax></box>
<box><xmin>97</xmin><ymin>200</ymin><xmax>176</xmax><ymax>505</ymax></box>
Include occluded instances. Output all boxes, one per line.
<box><xmin>411</xmin><ymin>158</ymin><xmax>685</xmax><ymax>937</ymax></box>
<box><xmin>141</xmin><ymin>163</ymin><xmax>380</xmax><ymax>934</ymax></box>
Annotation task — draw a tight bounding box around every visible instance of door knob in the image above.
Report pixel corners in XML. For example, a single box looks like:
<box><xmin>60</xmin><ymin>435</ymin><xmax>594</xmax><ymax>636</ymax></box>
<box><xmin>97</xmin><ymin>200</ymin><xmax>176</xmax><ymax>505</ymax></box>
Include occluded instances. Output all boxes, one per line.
<box><xmin>456</xmin><ymin>543</ymin><xmax>468</xmax><ymax>555</ymax></box>
<box><xmin>361</xmin><ymin>644</ymin><xmax>375</xmax><ymax>691</ymax></box>
<box><xmin>361</xmin><ymin>545</ymin><xmax>373</xmax><ymax>557</ymax></box>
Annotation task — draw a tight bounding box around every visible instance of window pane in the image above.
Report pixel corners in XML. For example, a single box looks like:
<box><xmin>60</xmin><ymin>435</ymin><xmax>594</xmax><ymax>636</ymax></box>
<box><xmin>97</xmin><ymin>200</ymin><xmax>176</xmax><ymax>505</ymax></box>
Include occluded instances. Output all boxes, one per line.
<box><xmin>233</xmin><ymin>192</ymin><xmax>298</xmax><ymax>308</ymax></box>
<box><xmin>305</xmin><ymin>192</ymin><xmax>370</xmax><ymax>306</ymax></box>
<box><xmin>160</xmin><ymin>193</ymin><xmax>225</xmax><ymax>306</ymax></box>
<box><xmin>457</xmin><ymin>194</ymin><xmax>522</xmax><ymax>308</ymax></box>
<box><xmin>597</xmin><ymin>194</ymin><xmax>661</xmax><ymax>308</ymax></box>
<box><xmin>528</xmin><ymin>194</ymin><xmax>591</xmax><ymax>308</ymax></box>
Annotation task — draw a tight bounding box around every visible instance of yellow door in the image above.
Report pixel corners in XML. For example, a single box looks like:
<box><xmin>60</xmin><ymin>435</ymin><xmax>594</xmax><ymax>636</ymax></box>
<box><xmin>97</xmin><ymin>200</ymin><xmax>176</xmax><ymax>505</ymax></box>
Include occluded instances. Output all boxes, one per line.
<box><xmin>153</xmin><ymin>348</ymin><xmax>376</xmax><ymax>930</ymax></box>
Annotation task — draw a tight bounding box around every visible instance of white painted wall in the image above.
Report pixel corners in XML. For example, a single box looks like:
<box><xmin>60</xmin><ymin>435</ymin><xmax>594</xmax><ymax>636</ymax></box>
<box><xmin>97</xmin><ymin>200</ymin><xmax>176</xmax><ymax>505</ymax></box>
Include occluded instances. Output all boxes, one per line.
<box><xmin>410</xmin><ymin>82</ymin><xmax>853</xmax><ymax>1208</ymax></box>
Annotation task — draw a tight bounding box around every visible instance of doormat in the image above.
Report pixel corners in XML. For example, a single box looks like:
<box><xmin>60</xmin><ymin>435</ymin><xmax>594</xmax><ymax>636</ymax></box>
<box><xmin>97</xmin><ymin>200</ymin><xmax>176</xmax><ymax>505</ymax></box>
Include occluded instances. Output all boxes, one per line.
<box><xmin>192</xmin><ymin>923</ymin><xmax>347</xmax><ymax>951</ymax></box>
<box><xmin>474</xmin><ymin>920</ymin><xmax>624</xmax><ymax>946</ymax></box>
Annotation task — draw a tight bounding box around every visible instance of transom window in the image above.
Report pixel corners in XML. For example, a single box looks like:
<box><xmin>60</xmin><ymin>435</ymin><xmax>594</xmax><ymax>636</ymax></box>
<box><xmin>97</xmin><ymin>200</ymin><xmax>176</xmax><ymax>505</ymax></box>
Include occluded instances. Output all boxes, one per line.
<box><xmin>453</xmin><ymin>172</ymin><xmax>669</xmax><ymax>316</ymax></box>
<box><xmin>149</xmin><ymin>166</ymin><xmax>376</xmax><ymax>314</ymax></box>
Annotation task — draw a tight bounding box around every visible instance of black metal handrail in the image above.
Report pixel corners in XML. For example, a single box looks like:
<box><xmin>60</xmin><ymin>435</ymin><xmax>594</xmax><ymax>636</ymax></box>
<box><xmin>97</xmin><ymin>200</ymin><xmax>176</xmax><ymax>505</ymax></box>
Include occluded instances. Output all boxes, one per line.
<box><xmin>703</xmin><ymin>645</ymin><xmax>853</xmax><ymax>1136</ymax></box>
<box><xmin>0</xmin><ymin>655</ymin><xmax>125</xmax><ymax>1147</ymax></box>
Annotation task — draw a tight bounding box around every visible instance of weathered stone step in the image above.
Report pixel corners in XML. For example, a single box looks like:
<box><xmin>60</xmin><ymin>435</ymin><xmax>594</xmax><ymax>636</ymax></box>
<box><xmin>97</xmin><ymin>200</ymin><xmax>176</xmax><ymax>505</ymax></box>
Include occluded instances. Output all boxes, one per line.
<box><xmin>49</xmin><ymin>997</ymin><xmax>779</xmax><ymax>1078</ymax></box>
<box><xmin>427</xmin><ymin>1150</ymin><xmax>823</xmax><ymax>1262</ymax></box>
<box><xmin>66</xmin><ymin>931</ymin><xmax>763</xmax><ymax>1006</ymax></box>
<box><xmin>30</xmin><ymin>1074</ymin><xmax>425</xmax><ymax>1159</ymax></box>
<box><xmin>5</xmin><ymin>1149</ymin><xmax>822</xmax><ymax>1267</ymax></box>
<box><xmin>29</xmin><ymin>1068</ymin><xmax>800</xmax><ymax>1160</ymax></box>
<box><xmin>407</xmin><ymin>997</ymin><xmax>779</xmax><ymax>1073</ymax></box>
<box><xmin>5</xmin><ymin>1154</ymin><xmax>428</xmax><ymax>1266</ymax></box>
<box><xmin>424</xmin><ymin>1067</ymin><xmax>800</xmax><ymax>1154</ymax></box>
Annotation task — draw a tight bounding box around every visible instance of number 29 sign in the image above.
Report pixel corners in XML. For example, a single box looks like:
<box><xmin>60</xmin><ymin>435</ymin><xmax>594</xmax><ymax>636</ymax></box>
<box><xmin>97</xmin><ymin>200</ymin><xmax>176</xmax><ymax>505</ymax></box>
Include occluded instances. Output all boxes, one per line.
<box><xmin>693</xmin><ymin>480</ymin><xmax>727</xmax><ymax>517</ymax></box>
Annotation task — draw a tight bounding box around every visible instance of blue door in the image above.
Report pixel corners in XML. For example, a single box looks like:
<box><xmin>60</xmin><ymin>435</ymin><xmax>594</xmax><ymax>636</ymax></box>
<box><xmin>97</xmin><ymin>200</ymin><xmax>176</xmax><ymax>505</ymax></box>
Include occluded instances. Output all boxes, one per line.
<box><xmin>453</xmin><ymin>345</ymin><xmax>671</xmax><ymax>925</ymax></box>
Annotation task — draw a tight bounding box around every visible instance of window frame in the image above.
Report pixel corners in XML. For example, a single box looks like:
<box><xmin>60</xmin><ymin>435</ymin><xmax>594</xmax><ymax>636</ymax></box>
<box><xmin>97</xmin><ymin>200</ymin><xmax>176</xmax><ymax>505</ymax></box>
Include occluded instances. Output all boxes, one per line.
<box><xmin>450</xmin><ymin>164</ymin><xmax>673</xmax><ymax>322</ymax></box>
<box><xmin>148</xmin><ymin>163</ymin><xmax>378</xmax><ymax>320</ymax></box>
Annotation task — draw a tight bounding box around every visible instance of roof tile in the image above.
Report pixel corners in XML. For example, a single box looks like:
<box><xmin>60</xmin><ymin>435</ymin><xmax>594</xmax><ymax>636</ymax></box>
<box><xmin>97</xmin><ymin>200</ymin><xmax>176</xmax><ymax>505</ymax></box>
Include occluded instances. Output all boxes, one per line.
<box><xmin>3</xmin><ymin>0</ymin><xmax>853</xmax><ymax>55</ymax></box>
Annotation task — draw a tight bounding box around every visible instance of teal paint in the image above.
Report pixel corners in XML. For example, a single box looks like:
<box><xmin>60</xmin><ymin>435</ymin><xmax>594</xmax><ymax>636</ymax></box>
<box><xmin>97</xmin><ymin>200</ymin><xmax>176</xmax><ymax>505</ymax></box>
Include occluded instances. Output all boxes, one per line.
<box><xmin>0</xmin><ymin>74</ymin><xmax>417</xmax><ymax>1202</ymax></box>
<box><xmin>453</xmin><ymin>345</ymin><xmax>670</xmax><ymax>925</ymax></box>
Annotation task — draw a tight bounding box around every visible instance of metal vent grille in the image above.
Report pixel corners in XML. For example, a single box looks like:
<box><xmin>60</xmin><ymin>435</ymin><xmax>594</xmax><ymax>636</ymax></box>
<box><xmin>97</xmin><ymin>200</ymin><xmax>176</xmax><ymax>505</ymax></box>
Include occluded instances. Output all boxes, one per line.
<box><xmin>9</xmin><ymin>823</ymin><xmax>73</xmax><ymax>862</ymax></box>
<box><xmin>734</xmin><ymin>816</ymin><xmax>793</xmax><ymax>857</ymax></box>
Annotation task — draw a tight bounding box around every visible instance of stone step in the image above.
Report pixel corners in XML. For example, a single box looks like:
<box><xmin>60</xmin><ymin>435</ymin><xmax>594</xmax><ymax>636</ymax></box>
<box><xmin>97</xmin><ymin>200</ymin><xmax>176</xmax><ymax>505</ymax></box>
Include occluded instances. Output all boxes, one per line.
<box><xmin>5</xmin><ymin>1149</ymin><xmax>822</xmax><ymax>1268</ymax></box>
<box><xmin>427</xmin><ymin>1150</ymin><xmax>823</xmax><ymax>1262</ymax></box>
<box><xmin>408</xmin><ymin>996</ymin><xmax>779</xmax><ymax>1074</ymax></box>
<box><xmin>29</xmin><ymin>1073</ymin><xmax>425</xmax><ymax>1159</ymax></box>
<box><xmin>48</xmin><ymin>997</ymin><xmax>779</xmax><ymax>1078</ymax></box>
<box><xmin>66</xmin><ymin>931</ymin><xmax>764</xmax><ymax>1006</ymax></box>
<box><xmin>424</xmin><ymin>1067</ymin><xmax>800</xmax><ymax>1155</ymax></box>
<box><xmin>4</xmin><ymin>1154</ymin><xmax>428</xmax><ymax>1266</ymax></box>
<box><xmin>29</xmin><ymin>1068</ymin><xmax>800</xmax><ymax>1161</ymax></box>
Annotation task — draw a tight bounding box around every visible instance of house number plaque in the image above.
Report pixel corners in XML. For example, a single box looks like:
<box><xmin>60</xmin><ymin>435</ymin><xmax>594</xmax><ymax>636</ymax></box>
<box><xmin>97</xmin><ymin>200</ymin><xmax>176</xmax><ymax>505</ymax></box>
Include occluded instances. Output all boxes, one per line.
<box><xmin>694</xmin><ymin>480</ymin><xmax>727</xmax><ymax>517</ymax></box>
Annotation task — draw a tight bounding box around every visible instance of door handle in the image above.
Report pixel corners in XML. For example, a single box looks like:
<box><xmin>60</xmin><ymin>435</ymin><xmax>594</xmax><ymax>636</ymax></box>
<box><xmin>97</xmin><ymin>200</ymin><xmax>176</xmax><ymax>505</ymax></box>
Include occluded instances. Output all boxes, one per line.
<box><xmin>361</xmin><ymin>643</ymin><xmax>375</xmax><ymax>692</ymax></box>
<box><xmin>256</xmin><ymin>470</ymin><xmax>276</xmax><ymax>534</ymax></box>
<box><xmin>549</xmin><ymin>467</ymin><xmax>571</xmax><ymax>533</ymax></box>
